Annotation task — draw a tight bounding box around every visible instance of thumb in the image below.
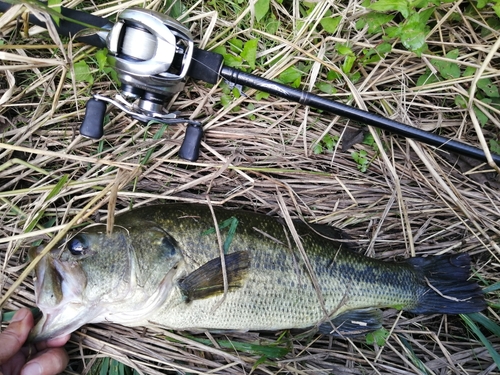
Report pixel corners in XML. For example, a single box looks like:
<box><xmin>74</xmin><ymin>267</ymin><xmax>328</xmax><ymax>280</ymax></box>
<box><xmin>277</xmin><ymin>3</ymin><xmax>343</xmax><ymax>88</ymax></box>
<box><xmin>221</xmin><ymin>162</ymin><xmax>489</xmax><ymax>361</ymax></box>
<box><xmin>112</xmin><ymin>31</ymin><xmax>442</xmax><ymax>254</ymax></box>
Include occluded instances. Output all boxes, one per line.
<box><xmin>0</xmin><ymin>309</ymin><xmax>34</xmax><ymax>365</ymax></box>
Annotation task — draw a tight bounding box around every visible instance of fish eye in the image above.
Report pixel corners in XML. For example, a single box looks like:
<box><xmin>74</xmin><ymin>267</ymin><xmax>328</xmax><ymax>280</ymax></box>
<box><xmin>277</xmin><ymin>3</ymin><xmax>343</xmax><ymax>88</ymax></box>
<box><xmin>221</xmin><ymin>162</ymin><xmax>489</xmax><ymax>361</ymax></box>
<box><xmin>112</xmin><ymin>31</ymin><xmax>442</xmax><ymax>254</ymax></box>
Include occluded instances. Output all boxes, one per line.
<box><xmin>67</xmin><ymin>234</ymin><xmax>89</xmax><ymax>256</ymax></box>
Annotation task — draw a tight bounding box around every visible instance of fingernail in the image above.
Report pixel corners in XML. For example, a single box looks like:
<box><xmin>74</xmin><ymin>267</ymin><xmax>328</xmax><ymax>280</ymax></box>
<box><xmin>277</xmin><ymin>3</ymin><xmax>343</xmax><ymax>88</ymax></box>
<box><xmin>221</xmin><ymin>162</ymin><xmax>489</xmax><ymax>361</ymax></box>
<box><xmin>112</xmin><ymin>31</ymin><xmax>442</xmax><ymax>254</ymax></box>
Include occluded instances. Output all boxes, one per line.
<box><xmin>22</xmin><ymin>362</ymin><xmax>43</xmax><ymax>375</ymax></box>
<box><xmin>11</xmin><ymin>308</ymin><xmax>30</xmax><ymax>323</ymax></box>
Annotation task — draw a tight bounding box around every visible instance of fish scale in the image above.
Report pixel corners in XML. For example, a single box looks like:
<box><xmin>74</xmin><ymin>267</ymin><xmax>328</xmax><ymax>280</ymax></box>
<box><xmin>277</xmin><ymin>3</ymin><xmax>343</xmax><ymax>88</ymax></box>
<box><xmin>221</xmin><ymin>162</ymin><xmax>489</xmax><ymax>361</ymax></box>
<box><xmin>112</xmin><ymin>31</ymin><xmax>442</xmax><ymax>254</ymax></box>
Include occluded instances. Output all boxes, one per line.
<box><xmin>29</xmin><ymin>204</ymin><xmax>486</xmax><ymax>341</ymax></box>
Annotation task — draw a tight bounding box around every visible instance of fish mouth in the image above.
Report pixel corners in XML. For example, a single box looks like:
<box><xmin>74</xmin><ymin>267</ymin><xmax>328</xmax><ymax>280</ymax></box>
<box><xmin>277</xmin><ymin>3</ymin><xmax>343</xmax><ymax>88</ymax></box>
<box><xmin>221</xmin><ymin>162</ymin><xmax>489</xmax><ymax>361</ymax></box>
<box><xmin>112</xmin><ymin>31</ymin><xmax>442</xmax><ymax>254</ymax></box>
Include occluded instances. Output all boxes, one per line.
<box><xmin>29</xmin><ymin>245</ymin><xmax>90</xmax><ymax>342</ymax></box>
<box><xmin>29</xmin><ymin>312</ymin><xmax>76</xmax><ymax>342</ymax></box>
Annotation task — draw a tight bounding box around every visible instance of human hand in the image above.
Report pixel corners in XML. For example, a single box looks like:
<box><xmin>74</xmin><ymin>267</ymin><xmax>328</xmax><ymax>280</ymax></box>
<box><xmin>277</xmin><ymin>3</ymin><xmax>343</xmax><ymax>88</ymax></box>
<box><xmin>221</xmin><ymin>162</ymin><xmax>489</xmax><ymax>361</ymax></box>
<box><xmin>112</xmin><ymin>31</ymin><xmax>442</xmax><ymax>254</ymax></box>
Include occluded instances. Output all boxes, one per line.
<box><xmin>0</xmin><ymin>308</ymin><xmax>70</xmax><ymax>375</ymax></box>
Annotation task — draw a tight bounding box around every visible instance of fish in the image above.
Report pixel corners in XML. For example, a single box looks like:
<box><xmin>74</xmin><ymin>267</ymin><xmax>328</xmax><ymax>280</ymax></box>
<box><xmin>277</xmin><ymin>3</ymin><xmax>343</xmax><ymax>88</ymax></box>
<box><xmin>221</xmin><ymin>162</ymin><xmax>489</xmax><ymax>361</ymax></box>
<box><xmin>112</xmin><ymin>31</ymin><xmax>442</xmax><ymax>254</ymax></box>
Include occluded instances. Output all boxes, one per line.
<box><xmin>29</xmin><ymin>203</ymin><xmax>486</xmax><ymax>342</ymax></box>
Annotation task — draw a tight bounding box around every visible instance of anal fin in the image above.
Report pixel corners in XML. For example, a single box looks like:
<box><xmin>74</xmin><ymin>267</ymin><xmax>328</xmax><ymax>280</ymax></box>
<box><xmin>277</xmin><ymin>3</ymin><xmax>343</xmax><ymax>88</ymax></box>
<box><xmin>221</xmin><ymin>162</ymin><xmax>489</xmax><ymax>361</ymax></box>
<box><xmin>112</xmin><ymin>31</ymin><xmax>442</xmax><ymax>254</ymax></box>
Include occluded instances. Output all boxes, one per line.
<box><xmin>319</xmin><ymin>308</ymin><xmax>383</xmax><ymax>337</ymax></box>
<box><xmin>179</xmin><ymin>251</ymin><xmax>250</xmax><ymax>302</ymax></box>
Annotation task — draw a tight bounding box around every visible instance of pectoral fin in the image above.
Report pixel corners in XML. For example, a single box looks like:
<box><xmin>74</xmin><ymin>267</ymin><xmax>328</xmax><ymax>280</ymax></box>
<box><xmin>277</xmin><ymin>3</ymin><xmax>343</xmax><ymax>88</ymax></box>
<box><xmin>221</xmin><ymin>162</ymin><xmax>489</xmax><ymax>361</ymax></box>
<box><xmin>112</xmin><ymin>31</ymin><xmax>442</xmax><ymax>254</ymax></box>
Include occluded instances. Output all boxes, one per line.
<box><xmin>319</xmin><ymin>308</ymin><xmax>383</xmax><ymax>337</ymax></box>
<box><xmin>179</xmin><ymin>251</ymin><xmax>250</xmax><ymax>302</ymax></box>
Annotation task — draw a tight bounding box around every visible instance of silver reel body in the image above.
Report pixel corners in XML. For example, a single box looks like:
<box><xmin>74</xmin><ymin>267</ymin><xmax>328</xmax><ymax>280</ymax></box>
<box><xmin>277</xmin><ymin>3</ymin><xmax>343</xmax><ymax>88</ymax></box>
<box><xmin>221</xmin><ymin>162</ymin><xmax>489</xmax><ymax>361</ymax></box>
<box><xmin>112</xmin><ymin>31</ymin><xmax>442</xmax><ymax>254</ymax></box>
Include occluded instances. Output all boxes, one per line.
<box><xmin>106</xmin><ymin>8</ymin><xmax>194</xmax><ymax>114</ymax></box>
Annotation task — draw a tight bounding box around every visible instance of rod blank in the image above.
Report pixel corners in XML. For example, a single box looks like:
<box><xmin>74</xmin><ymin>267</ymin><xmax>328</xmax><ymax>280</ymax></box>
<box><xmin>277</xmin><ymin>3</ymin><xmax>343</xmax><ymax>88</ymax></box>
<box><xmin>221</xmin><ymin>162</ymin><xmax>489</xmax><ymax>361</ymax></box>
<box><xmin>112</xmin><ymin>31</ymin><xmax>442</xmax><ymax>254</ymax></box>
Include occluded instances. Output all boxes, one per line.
<box><xmin>220</xmin><ymin>66</ymin><xmax>500</xmax><ymax>166</ymax></box>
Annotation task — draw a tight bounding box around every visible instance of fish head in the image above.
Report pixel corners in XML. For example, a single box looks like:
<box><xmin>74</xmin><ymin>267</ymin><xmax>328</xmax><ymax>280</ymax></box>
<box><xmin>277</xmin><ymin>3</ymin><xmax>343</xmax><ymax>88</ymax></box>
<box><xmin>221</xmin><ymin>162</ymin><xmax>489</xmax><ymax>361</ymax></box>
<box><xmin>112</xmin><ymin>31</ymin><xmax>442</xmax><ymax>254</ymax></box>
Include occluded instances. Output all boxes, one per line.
<box><xmin>29</xmin><ymin>224</ymin><xmax>184</xmax><ymax>342</ymax></box>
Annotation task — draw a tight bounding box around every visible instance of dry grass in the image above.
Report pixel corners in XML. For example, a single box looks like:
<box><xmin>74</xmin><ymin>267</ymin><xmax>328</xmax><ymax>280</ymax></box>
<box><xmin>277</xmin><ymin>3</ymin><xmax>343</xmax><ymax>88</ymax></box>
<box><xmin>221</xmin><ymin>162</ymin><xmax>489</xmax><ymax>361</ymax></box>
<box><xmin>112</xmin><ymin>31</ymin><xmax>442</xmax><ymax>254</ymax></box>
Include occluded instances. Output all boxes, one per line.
<box><xmin>1</xmin><ymin>0</ymin><xmax>500</xmax><ymax>374</ymax></box>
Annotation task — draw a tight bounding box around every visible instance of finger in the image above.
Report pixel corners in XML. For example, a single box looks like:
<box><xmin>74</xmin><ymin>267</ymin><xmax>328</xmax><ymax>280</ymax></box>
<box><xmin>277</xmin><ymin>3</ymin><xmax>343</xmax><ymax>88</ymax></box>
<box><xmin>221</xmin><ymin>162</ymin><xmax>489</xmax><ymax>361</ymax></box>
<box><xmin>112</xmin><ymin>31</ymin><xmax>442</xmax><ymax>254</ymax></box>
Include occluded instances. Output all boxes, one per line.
<box><xmin>21</xmin><ymin>348</ymin><xmax>69</xmax><ymax>375</ymax></box>
<box><xmin>0</xmin><ymin>309</ymin><xmax>34</xmax><ymax>365</ymax></box>
<box><xmin>35</xmin><ymin>334</ymin><xmax>71</xmax><ymax>351</ymax></box>
<box><xmin>0</xmin><ymin>351</ymin><xmax>27</xmax><ymax>375</ymax></box>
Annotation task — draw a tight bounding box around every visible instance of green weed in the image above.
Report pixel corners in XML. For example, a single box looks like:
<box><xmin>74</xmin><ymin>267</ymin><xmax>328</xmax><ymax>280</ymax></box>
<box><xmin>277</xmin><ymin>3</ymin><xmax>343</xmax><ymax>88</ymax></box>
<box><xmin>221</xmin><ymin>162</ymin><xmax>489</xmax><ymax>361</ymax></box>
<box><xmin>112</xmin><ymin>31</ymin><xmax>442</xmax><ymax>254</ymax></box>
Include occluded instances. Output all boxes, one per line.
<box><xmin>417</xmin><ymin>48</ymin><xmax>500</xmax><ymax>132</ymax></box>
<box><xmin>313</xmin><ymin>134</ymin><xmax>339</xmax><ymax>155</ymax></box>
<box><xmin>366</xmin><ymin>327</ymin><xmax>390</xmax><ymax>346</ymax></box>
<box><xmin>461</xmin><ymin>313</ymin><xmax>500</xmax><ymax>371</ymax></box>
<box><xmin>88</xmin><ymin>357</ymin><xmax>141</xmax><ymax>375</ymax></box>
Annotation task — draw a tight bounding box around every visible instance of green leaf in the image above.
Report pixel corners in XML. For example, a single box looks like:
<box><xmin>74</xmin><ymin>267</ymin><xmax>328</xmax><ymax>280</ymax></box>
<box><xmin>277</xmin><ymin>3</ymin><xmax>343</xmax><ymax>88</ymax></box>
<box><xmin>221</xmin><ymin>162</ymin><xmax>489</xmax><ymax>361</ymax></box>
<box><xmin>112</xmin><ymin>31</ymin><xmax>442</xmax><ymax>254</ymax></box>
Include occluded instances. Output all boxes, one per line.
<box><xmin>336</xmin><ymin>45</ymin><xmax>353</xmax><ymax>56</ymax></box>
<box><xmin>327</xmin><ymin>70</ymin><xmax>341</xmax><ymax>80</ymax></box>
<box><xmin>411</xmin><ymin>0</ymin><xmax>429</xmax><ymax>8</ymax></box>
<box><xmin>356</xmin><ymin>13</ymin><xmax>394</xmax><ymax>34</ymax></box>
<box><xmin>241</xmin><ymin>39</ymin><xmax>258</xmax><ymax>70</ymax></box>
<box><xmin>320</xmin><ymin>16</ymin><xmax>341</xmax><ymax>33</ymax></box>
<box><xmin>418</xmin><ymin>6</ymin><xmax>435</xmax><ymax>24</ymax></box>
<box><xmin>323</xmin><ymin>134</ymin><xmax>338</xmax><ymax>151</ymax></box>
<box><xmin>313</xmin><ymin>143</ymin><xmax>323</xmax><ymax>154</ymax></box>
<box><xmin>109</xmin><ymin>358</ymin><xmax>122</xmax><ymax>375</ymax></box>
<box><xmin>314</xmin><ymin>134</ymin><xmax>339</xmax><ymax>154</ymax></box>
<box><xmin>351</xmin><ymin>150</ymin><xmax>369</xmax><ymax>172</ymax></box>
<box><xmin>255</xmin><ymin>0</ymin><xmax>270</xmax><ymax>22</ymax></box>
<box><xmin>350</xmin><ymin>71</ymin><xmax>362</xmax><ymax>83</ymax></box>
<box><xmin>477</xmin><ymin>0</ymin><xmax>488</xmax><ymax>8</ymax></box>
<box><xmin>477</xmin><ymin>78</ymin><xmax>500</xmax><ymax>98</ymax></box>
<box><xmin>400</xmin><ymin>15</ymin><xmax>429</xmax><ymax>54</ymax></box>
<box><xmin>229</xmin><ymin>38</ymin><xmax>243</xmax><ymax>53</ymax></box>
<box><xmin>463</xmin><ymin>66</ymin><xmax>476</xmax><ymax>77</ymax></box>
<box><xmin>376</xmin><ymin>42</ymin><xmax>392</xmax><ymax>55</ymax></box>
<box><xmin>416</xmin><ymin>70</ymin><xmax>439</xmax><ymax>87</ymax></box>
<box><xmin>220</xmin><ymin>93</ymin><xmax>232</xmax><ymax>108</ymax></box>
<box><xmin>266</xmin><ymin>17</ymin><xmax>280</xmax><ymax>34</ymax></box>
<box><xmin>342</xmin><ymin>55</ymin><xmax>356</xmax><ymax>74</ymax></box>
<box><xmin>367</xmin><ymin>0</ymin><xmax>410</xmax><ymax>18</ymax></box>
<box><xmin>69</xmin><ymin>60</ymin><xmax>94</xmax><ymax>84</ymax></box>
<box><xmin>95</xmin><ymin>49</ymin><xmax>108</xmax><ymax>72</ymax></box>
<box><xmin>278</xmin><ymin>67</ymin><xmax>302</xmax><ymax>85</ymax></box>
<box><xmin>490</xmin><ymin>139</ymin><xmax>500</xmax><ymax>155</ymax></box>
<box><xmin>99</xmin><ymin>357</ymin><xmax>110</xmax><ymax>375</ymax></box>
<box><xmin>222</xmin><ymin>217</ymin><xmax>238</xmax><ymax>253</ymax></box>
<box><xmin>473</xmin><ymin>105</ymin><xmax>489</xmax><ymax>126</ymax></box>
<box><xmin>164</xmin><ymin>0</ymin><xmax>185</xmax><ymax>19</ymax></box>
<box><xmin>212</xmin><ymin>45</ymin><xmax>227</xmax><ymax>56</ymax></box>
<box><xmin>255</xmin><ymin>91</ymin><xmax>270</xmax><ymax>100</ymax></box>
<box><xmin>316</xmin><ymin>82</ymin><xmax>337</xmax><ymax>94</ymax></box>
<box><xmin>385</xmin><ymin>25</ymin><xmax>401</xmax><ymax>38</ymax></box>
<box><xmin>454</xmin><ymin>95</ymin><xmax>467</xmax><ymax>108</ymax></box>
<box><xmin>94</xmin><ymin>49</ymin><xmax>119</xmax><ymax>83</ymax></box>
<box><xmin>445</xmin><ymin>48</ymin><xmax>460</xmax><ymax>60</ymax></box>
<box><xmin>493</xmin><ymin>2</ymin><xmax>500</xmax><ymax>18</ymax></box>
<box><xmin>431</xmin><ymin>54</ymin><xmax>460</xmax><ymax>80</ymax></box>
<box><xmin>223</xmin><ymin>54</ymin><xmax>243</xmax><ymax>68</ymax></box>
<box><xmin>48</xmin><ymin>0</ymin><xmax>61</xmax><ymax>26</ymax></box>
<box><xmin>232</xmin><ymin>87</ymin><xmax>241</xmax><ymax>99</ymax></box>
<box><xmin>366</xmin><ymin>327</ymin><xmax>390</xmax><ymax>346</ymax></box>
<box><xmin>361</xmin><ymin>43</ymin><xmax>391</xmax><ymax>65</ymax></box>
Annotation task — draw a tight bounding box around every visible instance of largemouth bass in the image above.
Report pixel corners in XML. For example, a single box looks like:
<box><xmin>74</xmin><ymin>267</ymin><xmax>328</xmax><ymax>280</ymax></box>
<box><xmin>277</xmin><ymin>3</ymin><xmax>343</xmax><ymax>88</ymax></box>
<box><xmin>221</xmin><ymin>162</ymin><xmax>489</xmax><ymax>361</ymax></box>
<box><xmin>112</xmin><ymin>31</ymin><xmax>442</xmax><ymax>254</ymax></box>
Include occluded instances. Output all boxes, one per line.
<box><xmin>29</xmin><ymin>204</ymin><xmax>485</xmax><ymax>341</ymax></box>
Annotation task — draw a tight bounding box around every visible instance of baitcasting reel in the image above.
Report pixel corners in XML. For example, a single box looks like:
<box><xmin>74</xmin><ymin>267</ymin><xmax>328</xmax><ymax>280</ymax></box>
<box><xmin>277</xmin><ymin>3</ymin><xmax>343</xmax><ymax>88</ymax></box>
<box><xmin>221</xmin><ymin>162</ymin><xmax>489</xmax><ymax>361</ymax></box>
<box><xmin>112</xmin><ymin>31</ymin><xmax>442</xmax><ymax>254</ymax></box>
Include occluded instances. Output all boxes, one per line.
<box><xmin>79</xmin><ymin>9</ymin><xmax>204</xmax><ymax>161</ymax></box>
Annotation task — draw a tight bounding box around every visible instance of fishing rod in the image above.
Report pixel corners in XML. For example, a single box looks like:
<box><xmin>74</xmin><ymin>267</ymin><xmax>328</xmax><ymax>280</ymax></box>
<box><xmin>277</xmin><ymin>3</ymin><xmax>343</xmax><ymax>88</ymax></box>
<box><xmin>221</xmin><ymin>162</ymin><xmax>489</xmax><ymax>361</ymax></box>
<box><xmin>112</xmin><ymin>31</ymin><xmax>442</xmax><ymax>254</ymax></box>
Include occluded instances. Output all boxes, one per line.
<box><xmin>2</xmin><ymin>2</ymin><xmax>500</xmax><ymax>166</ymax></box>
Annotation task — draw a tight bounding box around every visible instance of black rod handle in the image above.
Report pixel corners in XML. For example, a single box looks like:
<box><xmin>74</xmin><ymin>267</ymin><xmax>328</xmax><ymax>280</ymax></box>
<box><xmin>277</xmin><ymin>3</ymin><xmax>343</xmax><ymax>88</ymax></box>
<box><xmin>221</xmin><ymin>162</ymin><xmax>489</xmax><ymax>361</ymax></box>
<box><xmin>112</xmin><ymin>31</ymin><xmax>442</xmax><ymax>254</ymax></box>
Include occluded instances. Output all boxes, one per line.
<box><xmin>220</xmin><ymin>66</ymin><xmax>500</xmax><ymax>166</ymax></box>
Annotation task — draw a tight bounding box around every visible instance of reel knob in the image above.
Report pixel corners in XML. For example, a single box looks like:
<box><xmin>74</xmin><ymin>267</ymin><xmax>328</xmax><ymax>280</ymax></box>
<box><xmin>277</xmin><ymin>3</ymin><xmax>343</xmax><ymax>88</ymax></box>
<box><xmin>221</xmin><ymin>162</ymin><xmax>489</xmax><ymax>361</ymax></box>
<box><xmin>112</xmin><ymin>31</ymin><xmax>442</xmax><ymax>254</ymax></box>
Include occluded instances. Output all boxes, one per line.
<box><xmin>179</xmin><ymin>123</ymin><xmax>203</xmax><ymax>161</ymax></box>
<box><xmin>80</xmin><ymin>98</ymin><xmax>107</xmax><ymax>139</ymax></box>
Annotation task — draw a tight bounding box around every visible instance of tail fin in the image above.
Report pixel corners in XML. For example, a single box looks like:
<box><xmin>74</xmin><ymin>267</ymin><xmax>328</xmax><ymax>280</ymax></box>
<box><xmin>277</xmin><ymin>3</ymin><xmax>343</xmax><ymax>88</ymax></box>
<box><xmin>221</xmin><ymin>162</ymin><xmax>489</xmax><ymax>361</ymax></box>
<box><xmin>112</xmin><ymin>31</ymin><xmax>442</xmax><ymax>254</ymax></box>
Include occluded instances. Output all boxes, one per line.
<box><xmin>407</xmin><ymin>254</ymin><xmax>486</xmax><ymax>314</ymax></box>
